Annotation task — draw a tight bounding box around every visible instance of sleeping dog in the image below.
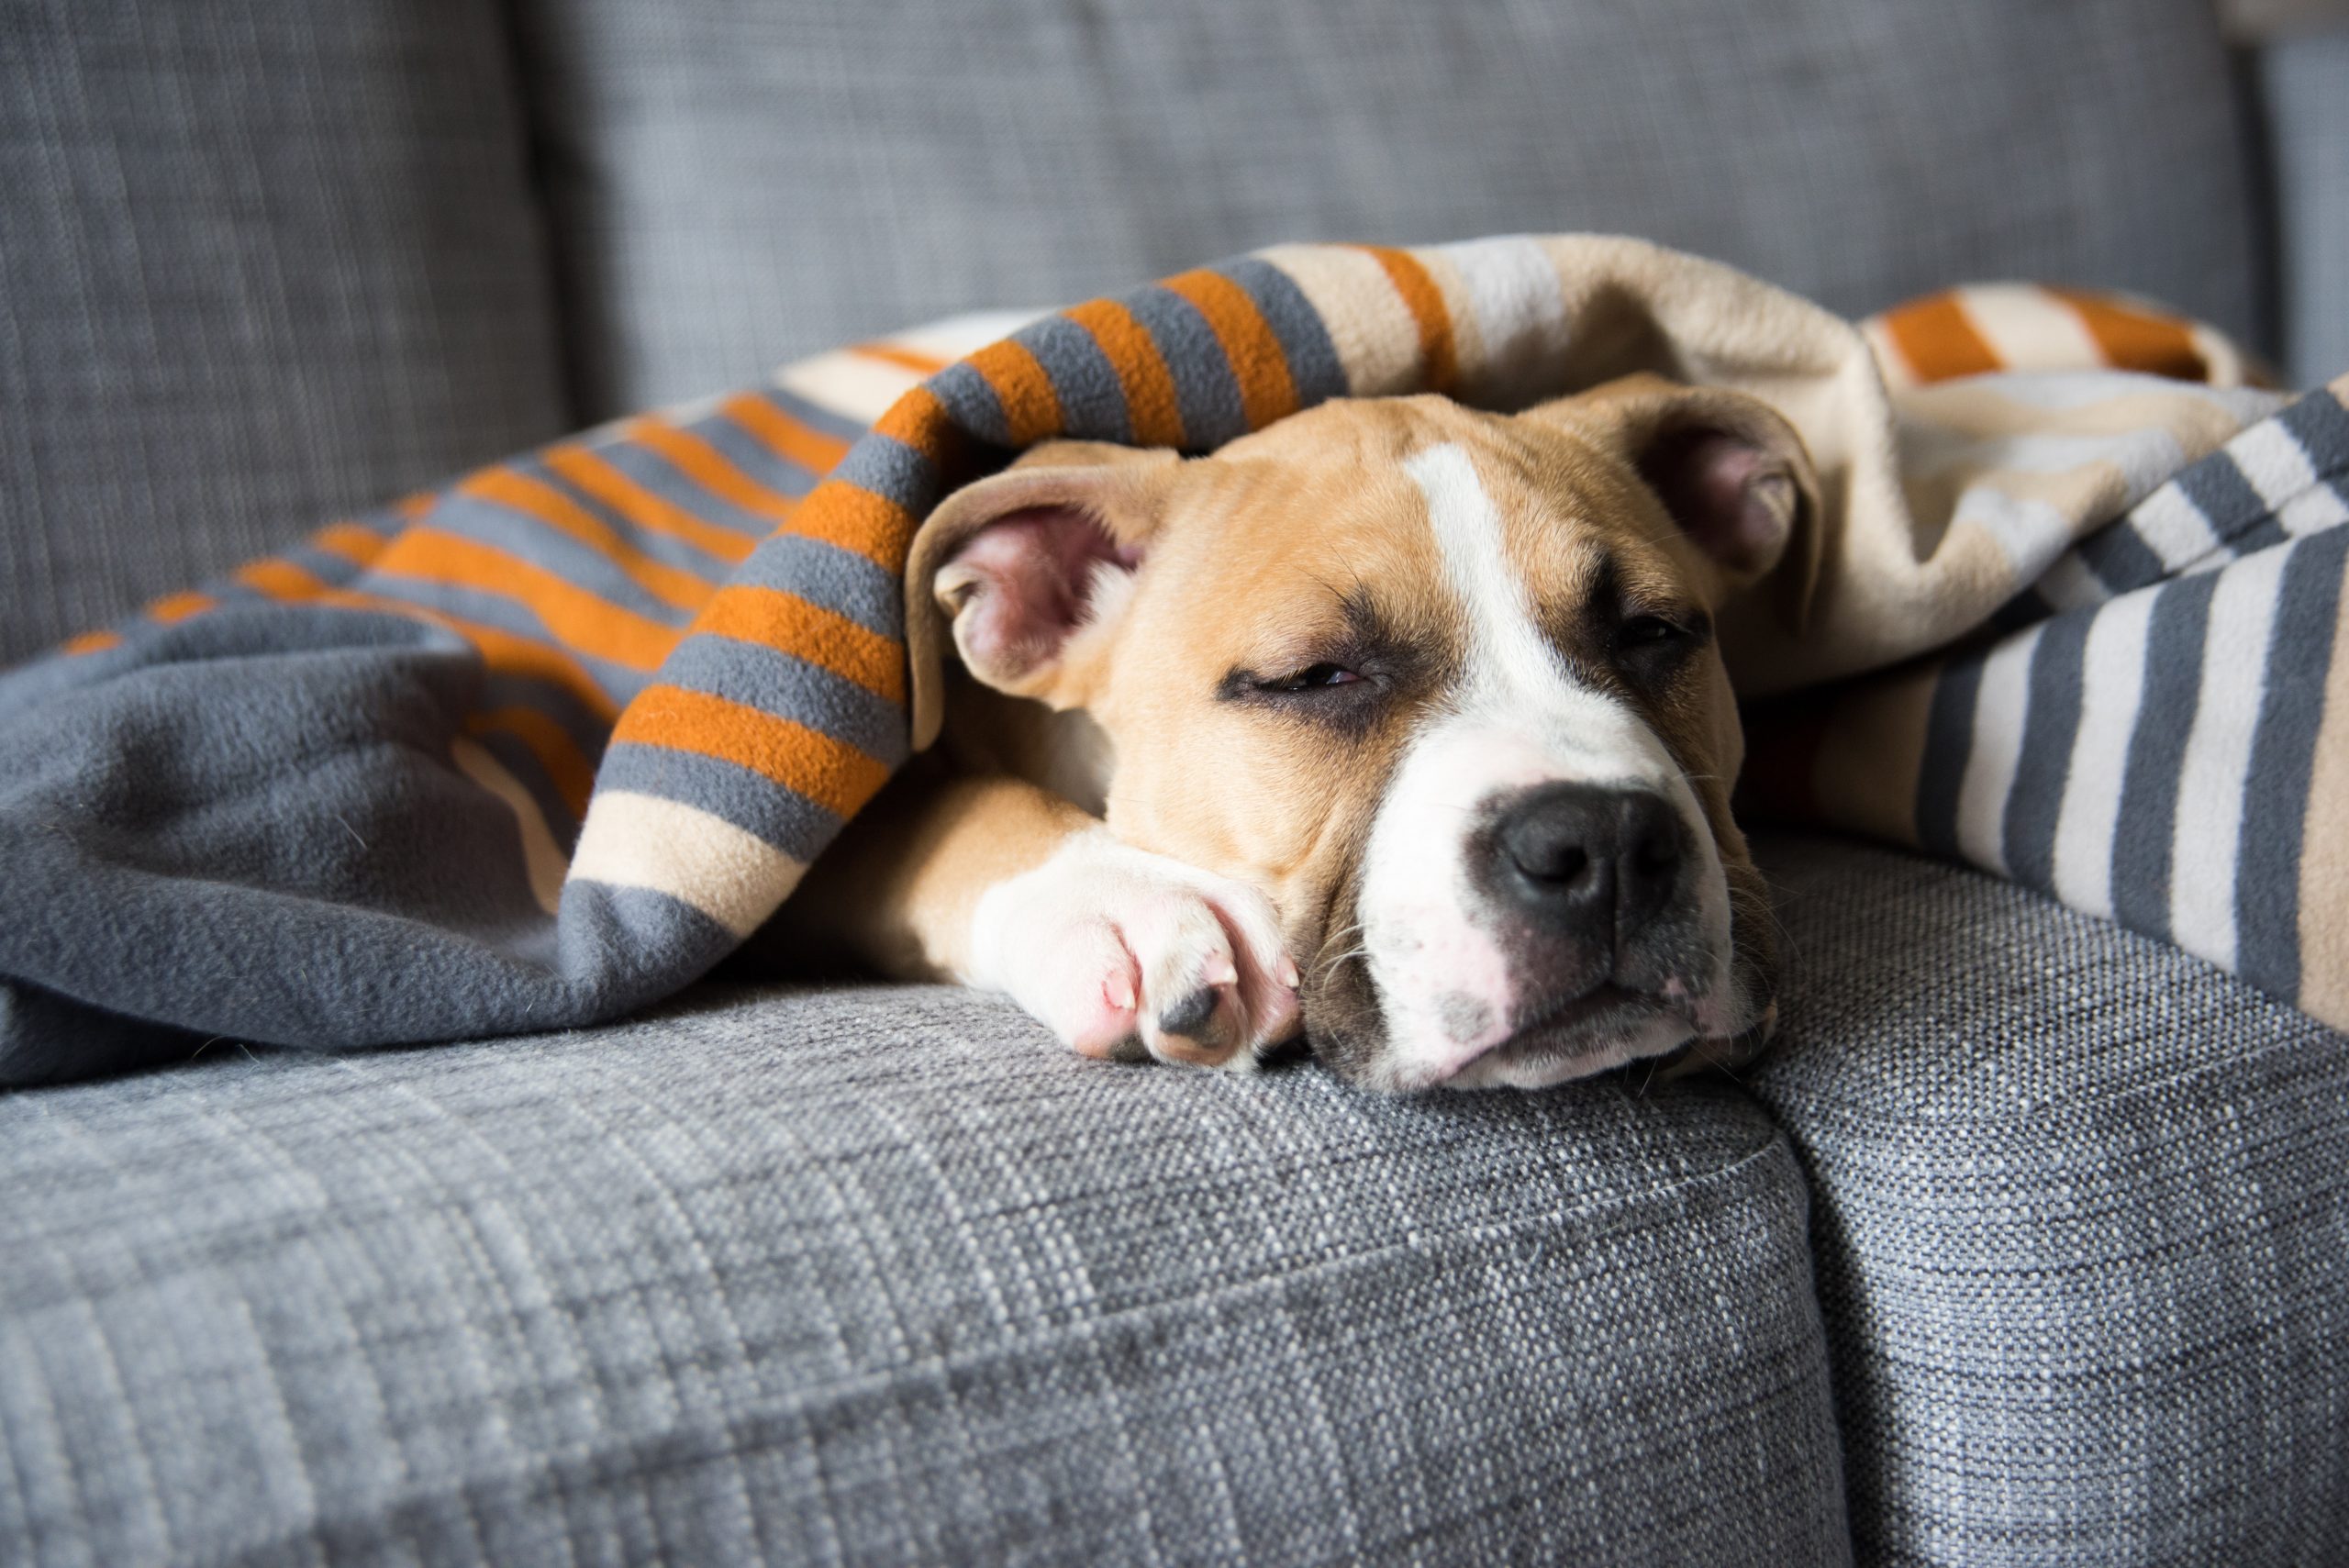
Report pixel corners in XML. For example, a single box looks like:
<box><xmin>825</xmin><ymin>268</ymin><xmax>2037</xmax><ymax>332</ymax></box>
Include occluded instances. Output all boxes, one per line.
<box><xmin>774</xmin><ymin>375</ymin><xmax>1819</xmax><ymax>1090</ymax></box>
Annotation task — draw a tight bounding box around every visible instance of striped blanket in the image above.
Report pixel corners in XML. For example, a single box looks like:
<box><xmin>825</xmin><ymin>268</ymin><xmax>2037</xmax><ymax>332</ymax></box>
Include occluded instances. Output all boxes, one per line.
<box><xmin>3</xmin><ymin>236</ymin><xmax>2343</xmax><ymax>1084</ymax></box>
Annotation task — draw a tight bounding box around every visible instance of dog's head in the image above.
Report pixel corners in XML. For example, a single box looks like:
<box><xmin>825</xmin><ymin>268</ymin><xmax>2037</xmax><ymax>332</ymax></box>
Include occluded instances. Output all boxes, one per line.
<box><xmin>907</xmin><ymin>377</ymin><xmax>1819</xmax><ymax>1089</ymax></box>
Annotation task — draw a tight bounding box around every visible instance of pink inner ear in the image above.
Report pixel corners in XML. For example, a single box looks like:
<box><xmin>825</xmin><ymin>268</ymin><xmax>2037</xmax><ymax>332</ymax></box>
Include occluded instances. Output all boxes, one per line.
<box><xmin>1640</xmin><ymin>429</ymin><xmax>1794</xmax><ymax>575</ymax></box>
<box><xmin>942</xmin><ymin>506</ymin><xmax>1139</xmax><ymax>681</ymax></box>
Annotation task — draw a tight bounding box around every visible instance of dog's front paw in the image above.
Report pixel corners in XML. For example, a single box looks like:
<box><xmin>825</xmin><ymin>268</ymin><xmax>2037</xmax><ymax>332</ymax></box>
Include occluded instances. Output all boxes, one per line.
<box><xmin>967</xmin><ymin>829</ymin><xmax>1300</xmax><ymax>1068</ymax></box>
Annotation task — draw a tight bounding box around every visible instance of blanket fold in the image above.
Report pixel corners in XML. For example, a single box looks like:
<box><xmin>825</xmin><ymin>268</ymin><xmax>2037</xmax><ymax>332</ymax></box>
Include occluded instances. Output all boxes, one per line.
<box><xmin>4</xmin><ymin>235</ymin><xmax>2341</xmax><ymax>1084</ymax></box>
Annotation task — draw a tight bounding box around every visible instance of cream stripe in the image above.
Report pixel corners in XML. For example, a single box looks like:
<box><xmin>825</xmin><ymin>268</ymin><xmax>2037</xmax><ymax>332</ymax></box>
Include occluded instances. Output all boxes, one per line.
<box><xmin>1956</xmin><ymin>625</ymin><xmax>2043</xmax><ymax>876</ymax></box>
<box><xmin>450</xmin><ymin>739</ymin><xmax>568</xmax><ymax>917</ymax></box>
<box><xmin>2050</xmin><ymin>591</ymin><xmax>2154</xmax><ymax>919</ymax></box>
<box><xmin>2279</xmin><ymin>484</ymin><xmax>2349</xmax><ymax>539</ymax></box>
<box><xmin>774</xmin><ymin>351</ymin><xmax>927</xmax><ymax>425</ymax></box>
<box><xmin>2128</xmin><ymin>482</ymin><xmax>2226</xmax><ymax>571</ymax></box>
<box><xmin>1256</xmin><ymin>244</ymin><xmax>1423</xmax><ymax>396</ymax></box>
<box><xmin>885</xmin><ymin>309</ymin><xmax>1047</xmax><ymax>363</ymax></box>
<box><xmin>569</xmin><ymin>789</ymin><xmax>806</xmax><ymax>938</ymax></box>
<box><xmin>1433</xmin><ymin>235</ymin><xmax>1572</xmax><ymax>407</ymax></box>
<box><xmin>2298</xmin><ymin>581</ymin><xmax>2349</xmax><ymax>1029</ymax></box>
<box><xmin>1958</xmin><ymin>284</ymin><xmax>2108</xmax><ymax>373</ymax></box>
<box><xmin>2227</xmin><ymin>417</ymin><xmax>2321</xmax><ymax>509</ymax></box>
<box><xmin>2169</xmin><ymin>543</ymin><xmax>2294</xmax><ymax>972</ymax></box>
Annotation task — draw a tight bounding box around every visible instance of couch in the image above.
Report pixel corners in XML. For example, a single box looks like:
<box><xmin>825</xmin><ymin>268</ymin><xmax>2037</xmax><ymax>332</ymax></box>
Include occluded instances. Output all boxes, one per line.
<box><xmin>3</xmin><ymin>3</ymin><xmax>2344</xmax><ymax>1563</ymax></box>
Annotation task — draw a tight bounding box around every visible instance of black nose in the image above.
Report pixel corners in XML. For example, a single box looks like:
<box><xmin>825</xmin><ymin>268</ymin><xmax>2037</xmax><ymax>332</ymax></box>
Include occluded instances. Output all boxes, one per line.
<box><xmin>1492</xmin><ymin>783</ymin><xmax>1686</xmax><ymax>944</ymax></box>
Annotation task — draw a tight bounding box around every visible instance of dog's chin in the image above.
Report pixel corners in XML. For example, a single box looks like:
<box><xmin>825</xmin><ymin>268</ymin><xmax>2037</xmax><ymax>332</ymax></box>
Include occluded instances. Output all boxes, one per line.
<box><xmin>1435</xmin><ymin>993</ymin><xmax>1698</xmax><ymax>1090</ymax></box>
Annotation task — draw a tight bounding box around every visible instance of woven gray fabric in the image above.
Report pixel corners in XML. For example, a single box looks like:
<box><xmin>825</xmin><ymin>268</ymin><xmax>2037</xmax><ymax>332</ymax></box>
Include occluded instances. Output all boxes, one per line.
<box><xmin>0</xmin><ymin>0</ymin><xmax>571</xmax><ymax>666</ymax></box>
<box><xmin>2263</xmin><ymin>31</ymin><xmax>2349</xmax><ymax>388</ymax></box>
<box><xmin>513</xmin><ymin>0</ymin><xmax>2262</xmax><ymax>417</ymax></box>
<box><xmin>1749</xmin><ymin>832</ymin><xmax>2349</xmax><ymax>1568</ymax></box>
<box><xmin>0</xmin><ymin>984</ymin><xmax>1850</xmax><ymax>1567</ymax></box>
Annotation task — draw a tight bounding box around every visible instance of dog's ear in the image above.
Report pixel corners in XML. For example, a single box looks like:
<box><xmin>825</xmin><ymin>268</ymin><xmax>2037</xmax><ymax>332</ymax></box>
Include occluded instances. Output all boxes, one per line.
<box><xmin>1527</xmin><ymin>374</ymin><xmax>1823</xmax><ymax>628</ymax></box>
<box><xmin>906</xmin><ymin>441</ymin><xmax>1182</xmax><ymax>749</ymax></box>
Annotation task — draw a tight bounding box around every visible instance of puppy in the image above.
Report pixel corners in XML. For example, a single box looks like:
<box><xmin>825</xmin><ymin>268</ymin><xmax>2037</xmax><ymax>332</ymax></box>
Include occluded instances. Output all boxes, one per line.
<box><xmin>774</xmin><ymin>375</ymin><xmax>1819</xmax><ymax>1090</ymax></box>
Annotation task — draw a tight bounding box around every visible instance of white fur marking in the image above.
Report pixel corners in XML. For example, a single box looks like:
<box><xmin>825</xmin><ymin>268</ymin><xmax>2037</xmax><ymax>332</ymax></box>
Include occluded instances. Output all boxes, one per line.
<box><xmin>1346</xmin><ymin>443</ymin><xmax>1737</xmax><ymax>1088</ymax></box>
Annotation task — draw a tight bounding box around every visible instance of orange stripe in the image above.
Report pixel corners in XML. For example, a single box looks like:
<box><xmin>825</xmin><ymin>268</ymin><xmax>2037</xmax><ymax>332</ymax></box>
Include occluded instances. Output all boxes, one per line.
<box><xmin>310</xmin><ymin>522</ymin><xmax>390</xmax><ymax>569</ymax></box>
<box><xmin>785</xmin><ymin>482</ymin><xmax>917</xmax><ymax>577</ymax></box>
<box><xmin>541</xmin><ymin>445</ymin><xmax>754</xmax><ymax>564</ymax></box>
<box><xmin>464</xmin><ymin>705</ymin><xmax>597</xmax><ymax>820</ymax></box>
<box><xmin>234</xmin><ymin>559</ymin><xmax>327</xmax><ymax>601</ymax></box>
<box><xmin>61</xmin><ymin>629</ymin><xmax>122</xmax><ymax>656</ymax></box>
<box><xmin>1880</xmin><ymin>294</ymin><xmax>2004</xmax><ymax>384</ymax></box>
<box><xmin>610</xmin><ymin>684</ymin><xmax>891</xmax><ymax>818</ymax></box>
<box><xmin>371</xmin><ymin>528</ymin><xmax>683</xmax><ymax>671</ymax></box>
<box><xmin>1356</xmin><ymin>247</ymin><xmax>1458</xmax><ymax>394</ymax></box>
<box><xmin>149</xmin><ymin>591</ymin><xmax>214</xmax><ymax>625</ymax></box>
<box><xmin>852</xmin><ymin>340</ymin><xmax>951</xmax><ymax>375</ymax></box>
<box><xmin>1163</xmin><ymin>269</ymin><xmax>1297</xmax><ymax>431</ymax></box>
<box><xmin>2050</xmin><ymin>288</ymin><xmax>2210</xmax><ymax>383</ymax></box>
<box><xmin>694</xmin><ymin>585</ymin><xmax>906</xmax><ymax>703</ymax></box>
<box><xmin>873</xmin><ymin>383</ymin><xmax>952</xmax><ymax>453</ymax></box>
<box><xmin>461</xmin><ymin>467</ymin><xmax>718</xmax><ymax>613</ymax></box>
<box><xmin>718</xmin><ymin>392</ymin><xmax>853</xmax><ymax>477</ymax></box>
<box><xmin>966</xmin><ymin>339</ymin><xmax>1065</xmax><ymax>448</ymax></box>
<box><xmin>1063</xmin><ymin>298</ymin><xmax>1187</xmax><ymax>449</ymax></box>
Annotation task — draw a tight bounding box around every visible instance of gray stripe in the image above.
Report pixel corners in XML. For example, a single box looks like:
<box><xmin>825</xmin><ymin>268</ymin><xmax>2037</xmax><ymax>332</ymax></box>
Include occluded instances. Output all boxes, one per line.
<box><xmin>2076</xmin><ymin>496</ymin><xmax>2177</xmax><ymax>596</ymax></box>
<box><xmin>727</xmin><ymin>534</ymin><xmax>903</xmax><ymax>637</ymax></box>
<box><xmin>1016</xmin><ymin>313</ymin><xmax>1133</xmax><ymax>445</ymax></box>
<box><xmin>2003</xmin><ymin>611</ymin><xmax>2093</xmax><ymax>892</ymax></box>
<box><xmin>2110</xmin><ymin>571</ymin><xmax>2221</xmax><ymax>941</ymax></box>
<box><xmin>1222</xmin><ymin>257</ymin><xmax>1349</xmax><ymax>408</ymax></box>
<box><xmin>2278</xmin><ymin>386</ymin><xmax>2349</xmax><ymax>476</ymax></box>
<box><xmin>2235</xmin><ymin>528</ymin><xmax>2348</xmax><ymax>1001</ymax></box>
<box><xmin>660</xmin><ymin>633</ymin><xmax>908</xmax><ymax>764</ymax></box>
<box><xmin>552</xmin><ymin>882</ymin><xmax>742</xmax><ymax>1012</ymax></box>
<box><xmin>2176</xmin><ymin>448</ymin><xmax>2269</xmax><ymax>548</ymax></box>
<box><xmin>694</xmin><ymin>416</ymin><xmax>826</xmax><ymax>500</ymax></box>
<box><xmin>1913</xmin><ymin>651</ymin><xmax>1986</xmax><ymax>859</ymax></box>
<box><xmin>430</xmin><ymin>487</ymin><xmax>716</xmax><ymax>624</ymax></box>
<box><xmin>927</xmin><ymin>362</ymin><xmax>1011</xmax><ymax>450</ymax></box>
<box><xmin>1127</xmin><ymin>286</ymin><xmax>1247</xmax><ymax>450</ymax></box>
<box><xmin>829</xmin><ymin>432</ymin><xmax>938</xmax><ymax>513</ymax></box>
<box><xmin>594</xmin><ymin>742</ymin><xmax>846</xmax><ymax>865</ymax></box>
<box><xmin>596</xmin><ymin>438</ymin><xmax>800</xmax><ymax>540</ymax></box>
<box><xmin>517</xmin><ymin>454</ymin><xmax>759</xmax><ymax>578</ymax></box>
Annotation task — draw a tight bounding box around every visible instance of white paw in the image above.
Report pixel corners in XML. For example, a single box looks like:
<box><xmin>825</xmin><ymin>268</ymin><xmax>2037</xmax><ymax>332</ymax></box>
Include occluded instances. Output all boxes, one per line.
<box><xmin>967</xmin><ymin>829</ymin><xmax>1300</xmax><ymax>1068</ymax></box>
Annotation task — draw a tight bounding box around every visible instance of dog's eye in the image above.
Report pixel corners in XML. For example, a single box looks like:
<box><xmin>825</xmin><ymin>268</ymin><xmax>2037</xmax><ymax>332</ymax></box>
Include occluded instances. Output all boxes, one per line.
<box><xmin>1258</xmin><ymin>662</ymin><xmax>1362</xmax><ymax>694</ymax></box>
<box><xmin>1615</xmin><ymin>616</ymin><xmax>1685</xmax><ymax>650</ymax></box>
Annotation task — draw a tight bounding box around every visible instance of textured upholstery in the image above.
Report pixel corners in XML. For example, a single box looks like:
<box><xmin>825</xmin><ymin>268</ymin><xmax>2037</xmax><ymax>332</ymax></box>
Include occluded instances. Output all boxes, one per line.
<box><xmin>2262</xmin><ymin>31</ymin><xmax>2349</xmax><ymax>387</ymax></box>
<box><xmin>513</xmin><ymin>0</ymin><xmax>2264</xmax><ymax>417</ymax></box>
<box><xmin>1751</xmin><ymin>833</ymin><xmax>2349</xmax><ymax>1568</ymax></box>
<box><xmin>0</xmin><ymin>984</ymin><xmax>1849</xmax><ymax>1567</ymax></box>
<box><xmin>0</xmin><ymin>0</ymin><xmax>572</xmax><ymax>666</ymax></box>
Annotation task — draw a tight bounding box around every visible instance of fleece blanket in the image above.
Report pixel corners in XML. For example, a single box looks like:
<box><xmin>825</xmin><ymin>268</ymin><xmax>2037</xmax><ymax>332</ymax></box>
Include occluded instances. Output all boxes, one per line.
<box><xmin>4</xmin><ymin>235</ymin><xmax>2344</xmax><ymax>1084</ymax></box>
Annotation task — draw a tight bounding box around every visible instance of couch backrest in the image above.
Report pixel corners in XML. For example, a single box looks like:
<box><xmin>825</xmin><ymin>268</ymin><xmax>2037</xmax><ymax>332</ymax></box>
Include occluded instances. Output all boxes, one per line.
<box><xmin>516</xmin><ymin>0</ymin><xmax>2266</xmax><ymax>417</ymax></box>
<box><xmin>0</xmin><ymin>1</ymin><xmax>572</xmax><ymax>665</ymax></box>
<box><xmin>3</xmin><ymin>0</ymin><xmax>2276</xmax><ymax>662</ymax></box>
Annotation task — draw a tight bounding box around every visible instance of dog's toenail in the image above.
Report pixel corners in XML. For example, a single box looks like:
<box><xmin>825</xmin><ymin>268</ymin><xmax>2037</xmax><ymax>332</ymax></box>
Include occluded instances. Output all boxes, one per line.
<box><xmin>1157</xmin><ymin>987</ymin><xmax>1219</xmax><ymax>1040</ymax></box>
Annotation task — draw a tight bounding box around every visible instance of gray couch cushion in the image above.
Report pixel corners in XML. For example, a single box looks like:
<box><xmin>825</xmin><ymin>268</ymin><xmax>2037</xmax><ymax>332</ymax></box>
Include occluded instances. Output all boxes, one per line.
<box><xmin>515</xmin><ymin>0</ymin><xmax>2263</xmax><ymax>417</ymax></box>
<box><xmin>0</xmin><ymin>984</ymin><xmax>1849</xmax><ymax>1567</ymax></box>
<box><xmin>0</xmin><ymin>0</ymin><xmax>572</xmax><ymax>666</ymax></box>
<box><xmin>1751</xmin><ymin>833</ymin><xmax>2349</xmax><ymax>1568</ymax></box>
